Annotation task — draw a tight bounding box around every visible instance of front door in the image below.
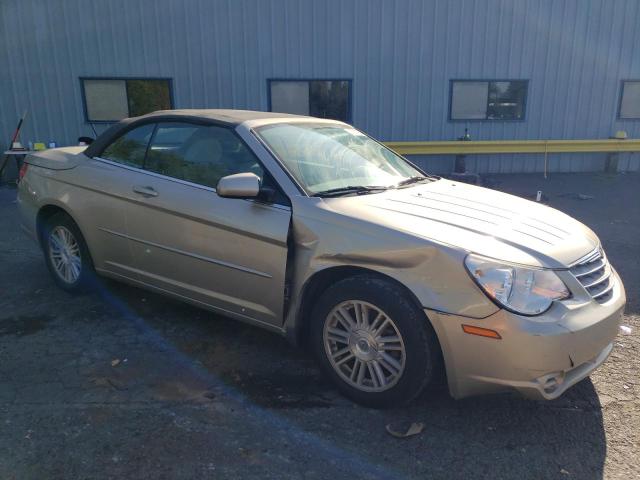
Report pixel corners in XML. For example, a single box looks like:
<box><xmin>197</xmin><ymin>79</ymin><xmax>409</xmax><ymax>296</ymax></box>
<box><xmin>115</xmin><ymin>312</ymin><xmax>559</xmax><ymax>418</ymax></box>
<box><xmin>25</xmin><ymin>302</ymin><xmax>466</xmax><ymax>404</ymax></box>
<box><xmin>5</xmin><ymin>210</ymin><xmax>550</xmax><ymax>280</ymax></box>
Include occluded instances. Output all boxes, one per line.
<box><xmin>123</xmin><ymin>121</ymin><xmax>291</xmax><ymax>328</ymax></box>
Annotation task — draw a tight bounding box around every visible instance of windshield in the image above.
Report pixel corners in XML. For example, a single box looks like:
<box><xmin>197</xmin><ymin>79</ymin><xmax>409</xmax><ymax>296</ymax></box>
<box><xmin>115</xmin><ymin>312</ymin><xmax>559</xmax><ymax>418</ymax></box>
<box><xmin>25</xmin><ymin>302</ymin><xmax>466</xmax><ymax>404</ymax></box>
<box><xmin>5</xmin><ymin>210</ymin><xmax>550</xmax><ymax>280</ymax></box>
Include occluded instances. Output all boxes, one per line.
<box><xmin>255</xmin><ymin>123</ymin><xmax>427</xmax><ymax>195</ymax></box>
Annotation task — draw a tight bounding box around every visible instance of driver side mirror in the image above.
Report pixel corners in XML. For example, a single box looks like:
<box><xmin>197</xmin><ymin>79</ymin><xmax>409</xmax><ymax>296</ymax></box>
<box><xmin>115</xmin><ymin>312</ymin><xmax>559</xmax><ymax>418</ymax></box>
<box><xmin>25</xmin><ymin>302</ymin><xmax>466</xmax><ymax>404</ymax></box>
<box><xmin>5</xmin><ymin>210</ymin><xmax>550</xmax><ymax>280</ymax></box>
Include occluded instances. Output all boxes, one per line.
<box><xmin>216</xmin><ymin>172</ymin><xmax>261</xmax><ymax>199</ymax></box>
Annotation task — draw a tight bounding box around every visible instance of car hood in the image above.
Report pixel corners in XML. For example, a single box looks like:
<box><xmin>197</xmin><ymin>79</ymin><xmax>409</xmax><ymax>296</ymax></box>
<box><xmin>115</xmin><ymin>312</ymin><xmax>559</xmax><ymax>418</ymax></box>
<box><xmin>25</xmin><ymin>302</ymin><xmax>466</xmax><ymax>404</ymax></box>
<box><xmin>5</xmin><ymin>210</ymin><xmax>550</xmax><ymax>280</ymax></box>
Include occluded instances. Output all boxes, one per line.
<box><xmin>321</xmin><ymin>179</ymin><xmax>598</xmax><ymax>269</ymax></box>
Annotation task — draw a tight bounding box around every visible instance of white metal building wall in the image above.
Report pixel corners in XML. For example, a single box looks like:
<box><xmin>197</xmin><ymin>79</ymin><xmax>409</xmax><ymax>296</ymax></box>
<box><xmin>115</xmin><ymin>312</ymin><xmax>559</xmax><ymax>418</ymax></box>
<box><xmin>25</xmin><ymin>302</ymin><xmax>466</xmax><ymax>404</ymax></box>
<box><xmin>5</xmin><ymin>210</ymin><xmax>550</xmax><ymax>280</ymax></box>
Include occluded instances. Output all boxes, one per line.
<box><xmin>1</xmin><ymin>0</ymin><xmax>639</xmax><ymax>172</ymax></box>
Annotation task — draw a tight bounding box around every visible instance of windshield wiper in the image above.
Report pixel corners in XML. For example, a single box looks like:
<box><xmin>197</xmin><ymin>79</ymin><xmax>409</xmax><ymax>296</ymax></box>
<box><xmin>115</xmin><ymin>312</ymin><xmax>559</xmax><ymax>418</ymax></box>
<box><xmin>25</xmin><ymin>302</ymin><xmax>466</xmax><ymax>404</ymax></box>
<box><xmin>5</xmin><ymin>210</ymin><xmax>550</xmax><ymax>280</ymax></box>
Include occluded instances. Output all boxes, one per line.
<box><xmin>394</xmin><ymin>176</ymin><xmax>433</xmax><ymax>188</ymax></box>
<box><xmin>313</xmin><ymin>185</ymin><xmax>389</xmax><ymax>197</ymax></box>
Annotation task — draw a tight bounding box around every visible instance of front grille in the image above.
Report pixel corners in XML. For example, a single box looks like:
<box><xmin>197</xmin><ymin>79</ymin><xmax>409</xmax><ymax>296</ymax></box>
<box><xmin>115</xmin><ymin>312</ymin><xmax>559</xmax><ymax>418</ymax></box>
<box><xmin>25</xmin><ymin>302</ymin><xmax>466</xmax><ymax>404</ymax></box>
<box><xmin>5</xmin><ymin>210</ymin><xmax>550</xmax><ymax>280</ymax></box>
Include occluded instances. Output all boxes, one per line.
<box><xmin>570</xmin><ymin>247</ymin><xmax>614</xmax><ymax>304</ymax></box>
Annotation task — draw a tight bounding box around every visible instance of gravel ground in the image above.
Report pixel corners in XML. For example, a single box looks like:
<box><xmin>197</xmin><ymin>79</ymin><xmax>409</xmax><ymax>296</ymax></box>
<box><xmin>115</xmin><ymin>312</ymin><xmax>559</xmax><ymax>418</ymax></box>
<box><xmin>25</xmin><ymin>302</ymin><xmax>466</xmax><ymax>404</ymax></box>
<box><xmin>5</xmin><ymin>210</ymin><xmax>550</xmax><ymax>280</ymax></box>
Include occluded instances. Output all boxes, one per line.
<box><xmin>0</xmin><ymin>172</ymin><xmax>638</xmax><ymax>480</ymax></box>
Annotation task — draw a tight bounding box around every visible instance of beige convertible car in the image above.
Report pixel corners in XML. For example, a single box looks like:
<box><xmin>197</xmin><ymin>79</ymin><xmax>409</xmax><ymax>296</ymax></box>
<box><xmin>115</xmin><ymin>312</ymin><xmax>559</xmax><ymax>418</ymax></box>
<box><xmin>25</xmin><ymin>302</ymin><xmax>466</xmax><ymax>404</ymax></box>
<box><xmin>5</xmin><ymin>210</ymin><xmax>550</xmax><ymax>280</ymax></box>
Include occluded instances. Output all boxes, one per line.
<box><xmin>18</xmin><ymin>110</ymin><xmax>625</xmax><ymax>407</ymax></box>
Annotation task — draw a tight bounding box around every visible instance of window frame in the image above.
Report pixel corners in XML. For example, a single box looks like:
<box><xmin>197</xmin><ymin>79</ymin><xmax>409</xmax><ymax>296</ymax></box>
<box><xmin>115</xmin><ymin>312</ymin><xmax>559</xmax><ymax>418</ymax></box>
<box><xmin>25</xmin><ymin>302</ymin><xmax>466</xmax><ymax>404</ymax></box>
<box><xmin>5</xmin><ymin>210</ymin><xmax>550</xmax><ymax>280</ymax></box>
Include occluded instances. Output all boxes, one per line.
<box><xmin>93</xmin><ymin>118</ymin><xmax>290</xmax><ymax>206</ymax></box>
<box><xmin>617</xmin><ymin>80</ymin><xmax>640</xmax><ymax>120</ymax></box>
<box><xmin>79</xmin><ymin>77</ymin><xmax>175</xmax><ymax>124</ymax></box>
<box><xmin>143</xmin><ymin>120</ymin><xmax>266</xmax><ymax>190</ymax></box>
<box><xmin>99</xmin><ymin>122</ymin><xmax>156</xmax><ymax>169</ymax></box>
<box><xmin>267</xmin><ymin>78</ymin><xmax>353</xmax><ymax>123</ymax></box>
<box><xmin>448</xmin><ymin>79</ymin><xmax>529</xmax><ymax>122</ymax></box>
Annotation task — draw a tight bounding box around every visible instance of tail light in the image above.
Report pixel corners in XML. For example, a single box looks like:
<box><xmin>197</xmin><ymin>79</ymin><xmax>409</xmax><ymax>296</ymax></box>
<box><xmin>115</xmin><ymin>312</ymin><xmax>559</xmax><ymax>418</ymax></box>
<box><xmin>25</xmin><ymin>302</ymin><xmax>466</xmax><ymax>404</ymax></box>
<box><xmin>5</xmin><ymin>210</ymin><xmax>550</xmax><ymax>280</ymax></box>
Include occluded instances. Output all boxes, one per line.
<box><xmin>18</xmin><ymin>162</ymin><xmax>29</xmax><ymax>182</ymax></box>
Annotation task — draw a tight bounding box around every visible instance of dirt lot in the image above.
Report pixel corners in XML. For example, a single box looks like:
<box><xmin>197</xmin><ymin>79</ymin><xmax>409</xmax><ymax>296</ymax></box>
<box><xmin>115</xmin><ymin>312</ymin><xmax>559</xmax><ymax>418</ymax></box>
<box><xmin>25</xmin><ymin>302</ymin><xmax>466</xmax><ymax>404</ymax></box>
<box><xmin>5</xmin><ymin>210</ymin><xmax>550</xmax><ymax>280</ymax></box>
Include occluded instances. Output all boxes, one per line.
<box><xmin>0</xmin><ymin>172</ymin><xmax>638</xmax><ymax>479</ymax></box>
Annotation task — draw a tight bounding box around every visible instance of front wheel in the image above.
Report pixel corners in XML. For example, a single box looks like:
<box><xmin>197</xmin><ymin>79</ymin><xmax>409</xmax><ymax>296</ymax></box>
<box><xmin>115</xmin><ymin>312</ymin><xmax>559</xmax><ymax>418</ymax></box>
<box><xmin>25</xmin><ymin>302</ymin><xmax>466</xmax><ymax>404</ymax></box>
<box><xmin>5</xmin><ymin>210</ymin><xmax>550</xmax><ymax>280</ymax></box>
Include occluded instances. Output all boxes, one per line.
<box><xmin>310</xmin><ymin>275</ymin><xmax>440</xmax><ymax>408</ymax></box>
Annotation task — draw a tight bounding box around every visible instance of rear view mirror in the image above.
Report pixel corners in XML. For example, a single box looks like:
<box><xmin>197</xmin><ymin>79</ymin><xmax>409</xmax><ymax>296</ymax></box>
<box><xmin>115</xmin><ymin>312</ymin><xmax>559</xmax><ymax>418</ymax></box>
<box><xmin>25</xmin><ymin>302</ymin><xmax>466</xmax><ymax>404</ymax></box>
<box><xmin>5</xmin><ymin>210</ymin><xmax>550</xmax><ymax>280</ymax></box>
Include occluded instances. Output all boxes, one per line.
<box><xmin>216</xmin><ymin>172</ymin><xmax>260</xmax><ymax>198</ymax></box>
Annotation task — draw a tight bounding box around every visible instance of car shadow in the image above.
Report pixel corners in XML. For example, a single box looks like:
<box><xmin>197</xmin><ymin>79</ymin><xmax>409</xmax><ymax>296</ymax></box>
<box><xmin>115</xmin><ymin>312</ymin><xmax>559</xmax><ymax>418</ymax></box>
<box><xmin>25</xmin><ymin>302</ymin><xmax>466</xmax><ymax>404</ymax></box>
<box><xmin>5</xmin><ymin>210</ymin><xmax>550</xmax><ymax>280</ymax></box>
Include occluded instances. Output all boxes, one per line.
<box><xmin>95</xmin><ymin>278</ymin><xmax>607</xmax><ymax>480</ymax></box>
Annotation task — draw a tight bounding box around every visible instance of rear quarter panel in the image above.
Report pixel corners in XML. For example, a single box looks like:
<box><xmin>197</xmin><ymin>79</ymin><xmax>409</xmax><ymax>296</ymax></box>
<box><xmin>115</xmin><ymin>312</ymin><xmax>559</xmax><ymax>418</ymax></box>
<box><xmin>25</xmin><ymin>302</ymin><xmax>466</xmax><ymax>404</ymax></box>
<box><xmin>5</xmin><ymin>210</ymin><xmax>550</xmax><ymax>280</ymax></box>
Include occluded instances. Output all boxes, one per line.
<box><xmin>17</xmin><ymin>156</ymin><xmax>132</xmax><ymax>276</ymax></box>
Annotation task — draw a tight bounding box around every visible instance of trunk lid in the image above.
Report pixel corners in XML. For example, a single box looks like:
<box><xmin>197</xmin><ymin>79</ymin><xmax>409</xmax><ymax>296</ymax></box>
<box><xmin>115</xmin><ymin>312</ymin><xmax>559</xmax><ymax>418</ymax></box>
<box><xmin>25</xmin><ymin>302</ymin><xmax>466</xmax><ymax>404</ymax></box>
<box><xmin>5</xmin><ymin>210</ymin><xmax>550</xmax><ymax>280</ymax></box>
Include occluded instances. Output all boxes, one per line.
<box><xmin>25</xmin><ymin>146</ymin><xmax>87</xmax><ymax>170</ymax></box>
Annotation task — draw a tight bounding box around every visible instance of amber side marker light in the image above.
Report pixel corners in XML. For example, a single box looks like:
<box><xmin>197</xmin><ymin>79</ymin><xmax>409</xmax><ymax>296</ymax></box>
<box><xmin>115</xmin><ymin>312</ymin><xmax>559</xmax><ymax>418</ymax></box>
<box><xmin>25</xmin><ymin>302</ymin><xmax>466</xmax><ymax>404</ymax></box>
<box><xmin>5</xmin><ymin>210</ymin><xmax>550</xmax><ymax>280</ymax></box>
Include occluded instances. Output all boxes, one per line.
<box><xmin>462</xmin><ymin>324</ymin><xmax>502</xmax><ymax>339</ymax></box>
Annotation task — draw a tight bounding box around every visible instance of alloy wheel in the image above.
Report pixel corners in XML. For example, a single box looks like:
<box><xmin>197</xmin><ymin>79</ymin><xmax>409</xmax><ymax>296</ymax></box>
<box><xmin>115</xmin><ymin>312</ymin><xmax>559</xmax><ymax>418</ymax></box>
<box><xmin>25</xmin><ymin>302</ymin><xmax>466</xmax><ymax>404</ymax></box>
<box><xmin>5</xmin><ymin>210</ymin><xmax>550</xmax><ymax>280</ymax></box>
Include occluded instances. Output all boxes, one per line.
<box><xmin>48</xmin><ymin>226</ymin><xmax>82</xmax><ymax>284</ymax></box>
<box><xmin>323</xmin><ymin>300</ymin><xmax>406</xmax><ymax>392</ymax></box>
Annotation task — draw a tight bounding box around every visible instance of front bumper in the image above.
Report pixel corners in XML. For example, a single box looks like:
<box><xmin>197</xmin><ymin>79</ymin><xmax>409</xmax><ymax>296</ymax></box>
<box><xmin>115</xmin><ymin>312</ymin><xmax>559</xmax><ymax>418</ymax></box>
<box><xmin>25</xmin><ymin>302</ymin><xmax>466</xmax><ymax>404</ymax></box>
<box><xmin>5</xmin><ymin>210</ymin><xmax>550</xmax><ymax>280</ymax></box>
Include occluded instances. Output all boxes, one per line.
<box><xmin>428</xmin><ymin>269</ymin><xmax>626</xmax><ymax>400</ymax></box>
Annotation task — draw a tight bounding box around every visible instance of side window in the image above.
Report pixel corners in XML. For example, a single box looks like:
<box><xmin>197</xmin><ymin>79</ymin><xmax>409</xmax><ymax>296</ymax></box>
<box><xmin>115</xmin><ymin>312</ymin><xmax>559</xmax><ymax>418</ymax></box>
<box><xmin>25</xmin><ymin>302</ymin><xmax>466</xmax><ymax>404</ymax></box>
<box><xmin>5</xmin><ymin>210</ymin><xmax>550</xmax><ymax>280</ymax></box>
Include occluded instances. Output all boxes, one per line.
<box><xmin>101</xmin><ymin>124</ymin><xmax>155</xmax><ymax>168</ymax></box>
<box><xmin>145</xmin><ymin>122</ymin><xmax>264</xmax><ymax>189</ymax></box>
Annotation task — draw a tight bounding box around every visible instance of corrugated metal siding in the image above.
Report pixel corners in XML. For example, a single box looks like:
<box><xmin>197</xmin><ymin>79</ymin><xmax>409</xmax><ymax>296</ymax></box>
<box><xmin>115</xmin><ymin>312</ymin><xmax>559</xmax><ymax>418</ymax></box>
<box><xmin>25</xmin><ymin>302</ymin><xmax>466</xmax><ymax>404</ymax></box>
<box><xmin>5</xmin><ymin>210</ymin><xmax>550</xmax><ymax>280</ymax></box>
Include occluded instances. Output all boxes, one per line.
<box><xmin>1</xmin><ymin>0</ymin><xmax>639</xmax><ymax>172</ymax></box>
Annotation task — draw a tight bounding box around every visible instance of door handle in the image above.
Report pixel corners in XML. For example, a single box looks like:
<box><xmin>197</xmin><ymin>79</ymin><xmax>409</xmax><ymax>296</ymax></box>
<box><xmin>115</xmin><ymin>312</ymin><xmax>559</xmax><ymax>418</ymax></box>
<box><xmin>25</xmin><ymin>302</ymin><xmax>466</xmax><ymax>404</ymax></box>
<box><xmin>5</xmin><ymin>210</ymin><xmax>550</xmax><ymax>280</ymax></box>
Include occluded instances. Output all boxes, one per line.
<box><xmin>132</xmin><ymin>185</ymin><xmax>158</xmax><ymax>198</ymax></box>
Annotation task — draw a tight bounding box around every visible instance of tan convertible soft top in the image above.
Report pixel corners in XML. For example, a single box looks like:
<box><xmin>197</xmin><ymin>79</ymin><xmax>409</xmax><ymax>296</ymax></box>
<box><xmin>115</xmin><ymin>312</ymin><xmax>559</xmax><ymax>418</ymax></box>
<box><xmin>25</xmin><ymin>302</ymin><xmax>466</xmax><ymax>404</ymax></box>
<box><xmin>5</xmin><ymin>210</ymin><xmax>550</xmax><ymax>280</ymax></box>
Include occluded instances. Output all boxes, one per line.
<box><xmin>84</xmin><ymin>109</ymin><xmax>304</xmax><ymax>159</ymax></box>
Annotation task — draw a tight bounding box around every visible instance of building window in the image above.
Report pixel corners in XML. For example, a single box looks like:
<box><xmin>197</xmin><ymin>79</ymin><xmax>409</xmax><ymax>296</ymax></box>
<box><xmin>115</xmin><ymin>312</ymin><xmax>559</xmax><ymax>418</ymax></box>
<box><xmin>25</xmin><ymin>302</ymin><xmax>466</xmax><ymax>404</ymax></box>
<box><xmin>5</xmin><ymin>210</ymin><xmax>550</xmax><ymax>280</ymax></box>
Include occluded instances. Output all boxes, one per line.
<box><xmin>269</xmin><ymin>80</ymin><xmax>351</xmax><ymax>122</ymax></box>
<box><xmin>81</xmin><ymin>78</ymin><xmax>173</xmax><ymax>122</ymax></box>
<box><xmin>450</xmin><ymin>80</ymin><xmax>528</xmax><ymax>121</ymax></box>
<box><xmin>619</xmin><ymin>81</ymin><xmax>640</xmax><ymax>119</ymax></box>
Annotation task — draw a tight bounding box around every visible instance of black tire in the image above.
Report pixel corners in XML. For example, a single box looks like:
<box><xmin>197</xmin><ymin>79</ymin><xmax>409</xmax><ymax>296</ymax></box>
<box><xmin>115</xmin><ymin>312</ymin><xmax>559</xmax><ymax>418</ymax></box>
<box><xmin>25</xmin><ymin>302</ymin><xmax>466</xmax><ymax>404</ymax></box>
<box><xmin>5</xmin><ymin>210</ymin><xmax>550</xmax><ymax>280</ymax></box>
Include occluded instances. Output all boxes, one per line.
<box><xmin>40</xmin><ymin>212</ymin><xmax>96</xmax><ymax>293</ymax></box>
<box><xmin>310</xmin><ymin>275</ymin><xmax>440</xmax><ymax>408</ymax></box>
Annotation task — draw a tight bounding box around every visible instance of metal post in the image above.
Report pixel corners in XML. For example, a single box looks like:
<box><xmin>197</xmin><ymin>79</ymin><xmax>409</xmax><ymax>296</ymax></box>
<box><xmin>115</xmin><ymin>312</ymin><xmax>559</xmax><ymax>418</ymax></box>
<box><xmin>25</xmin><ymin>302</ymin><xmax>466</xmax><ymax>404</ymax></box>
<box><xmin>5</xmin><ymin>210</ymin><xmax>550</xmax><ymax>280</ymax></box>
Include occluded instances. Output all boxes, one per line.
<box><xmin>454</xmin><ymin>128</ymin><xmax>471</xmax><ymax>174</ymax></box>
<box><xmin>604</xmin><ymin>153</ymin><xmax>619</xmax><ymax>173</ymax></box>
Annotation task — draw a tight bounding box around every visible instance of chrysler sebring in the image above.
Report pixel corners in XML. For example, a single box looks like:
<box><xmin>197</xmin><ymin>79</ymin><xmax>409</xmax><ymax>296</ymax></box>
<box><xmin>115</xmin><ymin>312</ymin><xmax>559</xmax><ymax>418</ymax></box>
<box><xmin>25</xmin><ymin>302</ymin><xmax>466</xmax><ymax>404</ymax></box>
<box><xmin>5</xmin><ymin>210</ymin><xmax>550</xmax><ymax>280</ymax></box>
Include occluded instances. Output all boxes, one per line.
<box><xmin>17</xmin><ymin>110</ymin><xmax>625</xmax><ymax>407</ymax></box>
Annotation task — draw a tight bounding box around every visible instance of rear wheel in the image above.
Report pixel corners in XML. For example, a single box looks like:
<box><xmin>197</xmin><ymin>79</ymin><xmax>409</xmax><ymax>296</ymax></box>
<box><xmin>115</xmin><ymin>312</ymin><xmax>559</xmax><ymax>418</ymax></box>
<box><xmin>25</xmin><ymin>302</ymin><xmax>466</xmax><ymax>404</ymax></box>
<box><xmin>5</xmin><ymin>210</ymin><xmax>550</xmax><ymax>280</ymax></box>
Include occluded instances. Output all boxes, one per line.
<box><xmin>40</xmin><ymin>212</ymin><xmax>96</xmax><ymax>293</ymax></box>
<box><xmin>310</xmin><ymin>275</ymin><xmax>440</xmax><ymax>408</ymax></box>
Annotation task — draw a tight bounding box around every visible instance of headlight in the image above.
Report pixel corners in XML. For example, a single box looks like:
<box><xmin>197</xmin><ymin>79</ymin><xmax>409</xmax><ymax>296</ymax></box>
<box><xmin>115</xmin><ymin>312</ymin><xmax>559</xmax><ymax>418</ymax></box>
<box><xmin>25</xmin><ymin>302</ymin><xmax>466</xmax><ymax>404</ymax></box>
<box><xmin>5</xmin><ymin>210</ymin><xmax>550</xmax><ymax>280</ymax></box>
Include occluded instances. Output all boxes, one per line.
<box><xmin>464</xmin><ymin>254</ymin><xmax>570</xmax><ymax>316</ymax></box>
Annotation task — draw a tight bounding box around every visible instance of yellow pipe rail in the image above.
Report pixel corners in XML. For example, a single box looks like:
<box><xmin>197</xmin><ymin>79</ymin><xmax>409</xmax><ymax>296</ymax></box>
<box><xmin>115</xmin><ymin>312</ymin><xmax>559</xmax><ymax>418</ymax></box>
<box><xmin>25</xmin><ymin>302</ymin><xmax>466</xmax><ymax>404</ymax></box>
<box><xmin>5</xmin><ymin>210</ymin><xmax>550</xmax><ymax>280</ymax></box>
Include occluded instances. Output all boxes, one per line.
<box><xmin>383</xmin><ymin>139</ymin><xmax>640</xmax><ymax>155</ymax></box>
